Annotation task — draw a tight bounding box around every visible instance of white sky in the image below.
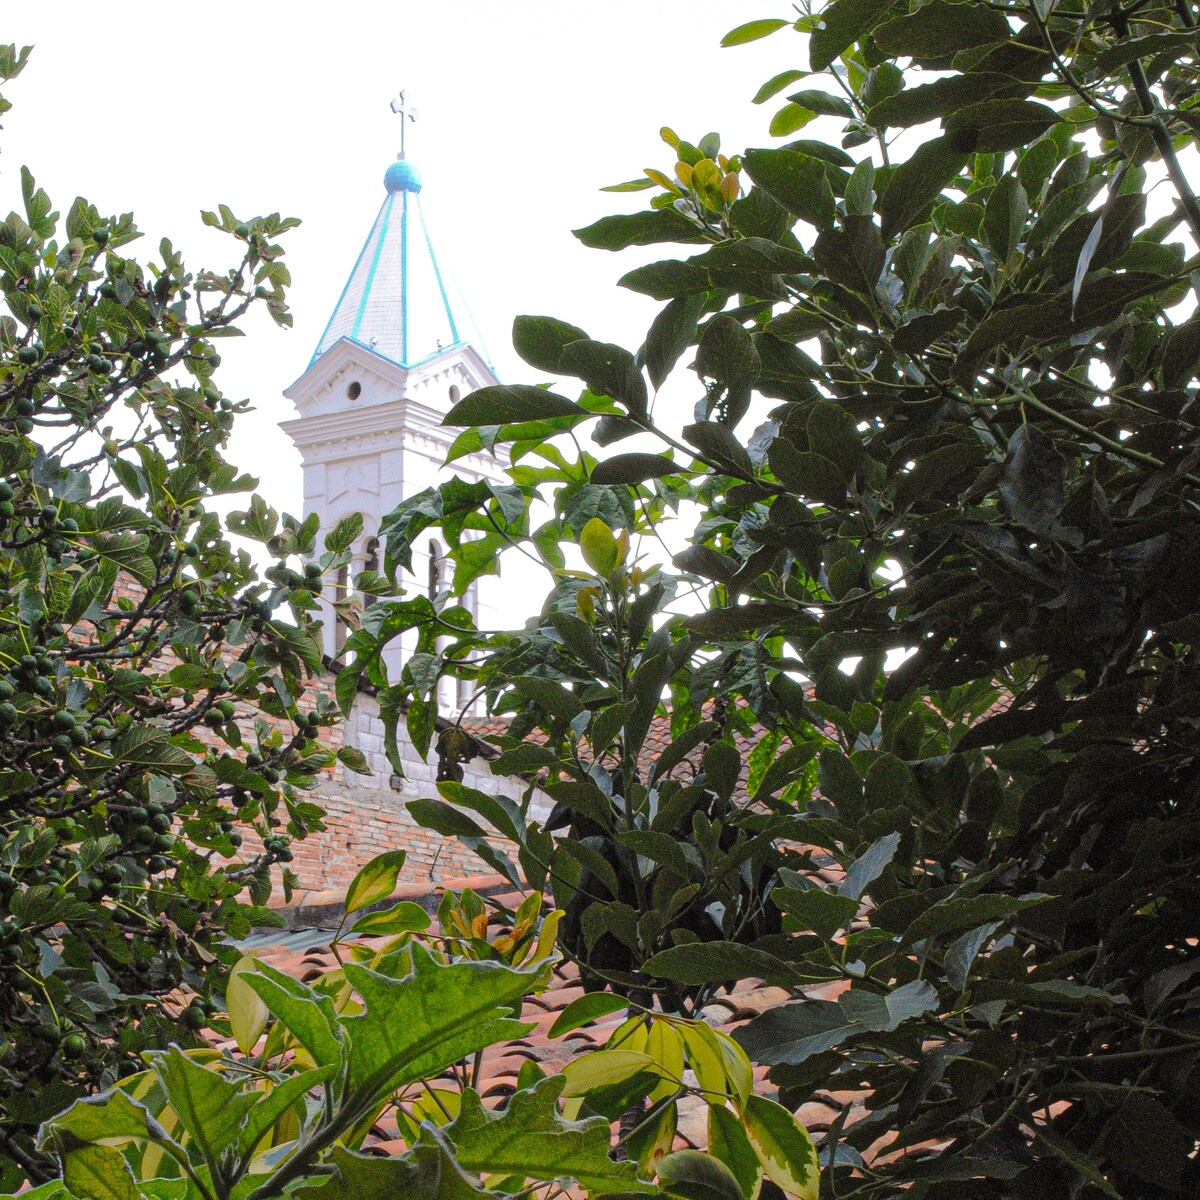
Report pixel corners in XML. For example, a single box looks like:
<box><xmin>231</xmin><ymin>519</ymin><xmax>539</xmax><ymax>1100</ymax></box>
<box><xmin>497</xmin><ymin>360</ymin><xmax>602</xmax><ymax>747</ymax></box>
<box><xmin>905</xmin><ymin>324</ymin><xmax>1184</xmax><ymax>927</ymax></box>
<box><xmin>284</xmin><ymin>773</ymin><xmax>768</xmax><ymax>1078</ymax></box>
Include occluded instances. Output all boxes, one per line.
<box><xmin>1</xmin><ymin>2</ymin><xmax>795</xmax><ymax>519</ymax></box>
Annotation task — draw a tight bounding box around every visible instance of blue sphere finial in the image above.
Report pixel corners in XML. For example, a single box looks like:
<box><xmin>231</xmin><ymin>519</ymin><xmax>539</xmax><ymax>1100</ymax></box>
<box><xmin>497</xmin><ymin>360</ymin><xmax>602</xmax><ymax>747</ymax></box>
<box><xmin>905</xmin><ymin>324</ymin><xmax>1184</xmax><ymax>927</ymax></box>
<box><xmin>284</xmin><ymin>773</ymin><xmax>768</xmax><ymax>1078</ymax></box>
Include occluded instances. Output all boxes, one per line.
<box><xmin>384</xmin><ymin>159</ymin><xmax>422</xmax><ymax>193</ymax></box>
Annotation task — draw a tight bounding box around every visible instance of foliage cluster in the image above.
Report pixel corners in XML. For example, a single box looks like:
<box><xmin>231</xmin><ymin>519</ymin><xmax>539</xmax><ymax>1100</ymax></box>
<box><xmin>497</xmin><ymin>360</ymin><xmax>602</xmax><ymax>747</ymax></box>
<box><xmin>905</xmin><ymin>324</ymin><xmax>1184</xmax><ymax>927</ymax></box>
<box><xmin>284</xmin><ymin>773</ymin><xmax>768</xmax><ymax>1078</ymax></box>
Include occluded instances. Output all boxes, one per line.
<box><xmin>11</xmin><ymin>850</ymin><xmax>819</xmax><ymax>1200</ymax></box>
<box><xmin>0</xmin><ymin>47</ymin><xmax>365</xmax><ymax>1185</ymax></box>
<box><xmin>346</xmin><ymin>0</ymin><xmax>1200</xmax><ymax>1195</ymax></box>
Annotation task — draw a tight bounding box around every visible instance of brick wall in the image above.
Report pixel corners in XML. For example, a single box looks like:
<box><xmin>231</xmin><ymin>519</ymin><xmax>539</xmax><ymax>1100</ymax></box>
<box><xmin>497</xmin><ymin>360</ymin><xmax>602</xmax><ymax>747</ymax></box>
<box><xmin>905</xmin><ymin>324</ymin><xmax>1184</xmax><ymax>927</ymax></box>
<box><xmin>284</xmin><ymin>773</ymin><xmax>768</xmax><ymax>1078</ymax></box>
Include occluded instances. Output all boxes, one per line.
<box><xmin>83</xmin><ymin>577</ymin><xmax>541</xmax><ymax>895</ymax></box>
<box><xmin>282</xmin><ymin>688</ymin><xmax>544</xmax><ymax>892</ymax></box>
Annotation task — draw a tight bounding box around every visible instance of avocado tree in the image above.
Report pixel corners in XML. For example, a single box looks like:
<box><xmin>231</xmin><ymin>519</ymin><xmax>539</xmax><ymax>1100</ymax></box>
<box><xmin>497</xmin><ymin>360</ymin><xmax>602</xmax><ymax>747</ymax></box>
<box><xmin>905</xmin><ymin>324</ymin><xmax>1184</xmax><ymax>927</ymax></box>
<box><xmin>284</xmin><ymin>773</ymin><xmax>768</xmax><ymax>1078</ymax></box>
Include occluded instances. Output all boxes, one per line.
<box><xmin>352</xmin><ymin>0</ymin><xmax>1200</xmax><ymax>1194</ymax></box>
<box><xmin>0</xmin><ymin>47</ymin><xmax>359</xmax><ymax>1186</ymax></box>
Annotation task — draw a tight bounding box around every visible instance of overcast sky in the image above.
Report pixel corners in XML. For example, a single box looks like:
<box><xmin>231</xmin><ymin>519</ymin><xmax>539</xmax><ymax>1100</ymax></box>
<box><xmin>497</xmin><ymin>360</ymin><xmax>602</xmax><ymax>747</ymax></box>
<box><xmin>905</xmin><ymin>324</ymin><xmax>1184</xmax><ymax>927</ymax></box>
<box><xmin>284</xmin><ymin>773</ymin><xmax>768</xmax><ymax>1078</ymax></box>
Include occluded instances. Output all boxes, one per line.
<box><xmin>1</xmin><ymin>2</ymin><xmax>796</xmax><ymax>518</ymax></box>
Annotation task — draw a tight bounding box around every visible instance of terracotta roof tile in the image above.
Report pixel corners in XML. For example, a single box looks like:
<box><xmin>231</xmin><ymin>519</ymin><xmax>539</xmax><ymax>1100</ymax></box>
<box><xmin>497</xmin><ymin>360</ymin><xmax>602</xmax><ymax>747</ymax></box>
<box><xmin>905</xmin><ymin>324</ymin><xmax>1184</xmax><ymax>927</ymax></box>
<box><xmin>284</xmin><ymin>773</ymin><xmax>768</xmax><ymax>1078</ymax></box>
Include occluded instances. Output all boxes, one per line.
<box><xmin>230</xmin><ymin>868</ymin><xmax>877</xmax><ymax>1173</ymax></box>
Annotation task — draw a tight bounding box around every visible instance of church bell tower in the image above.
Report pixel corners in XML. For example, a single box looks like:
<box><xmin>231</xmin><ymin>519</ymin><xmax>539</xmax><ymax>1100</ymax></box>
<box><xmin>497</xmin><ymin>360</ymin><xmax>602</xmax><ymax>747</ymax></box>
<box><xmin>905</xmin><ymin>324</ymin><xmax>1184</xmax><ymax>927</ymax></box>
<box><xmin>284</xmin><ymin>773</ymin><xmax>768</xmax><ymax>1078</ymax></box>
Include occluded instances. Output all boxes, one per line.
<box><xmin>281</xmin><ymin>94</ymin><xmax>508</xmax><ymax>679</ymax></box>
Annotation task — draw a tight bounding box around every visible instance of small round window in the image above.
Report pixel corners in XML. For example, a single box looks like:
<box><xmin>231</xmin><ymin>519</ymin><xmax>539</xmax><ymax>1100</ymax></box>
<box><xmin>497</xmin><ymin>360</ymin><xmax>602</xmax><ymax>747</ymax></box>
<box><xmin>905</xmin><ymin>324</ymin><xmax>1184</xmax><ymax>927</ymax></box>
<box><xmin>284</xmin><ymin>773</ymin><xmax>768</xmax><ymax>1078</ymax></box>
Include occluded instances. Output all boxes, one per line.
<box><xmin>448</xmin><ymin>384</ymin><xmax>461</xmax><ymax>404</ymax></box>
<box><xmin>346</xmin><ymin>380</ymin><xmax>362</xmax><ymax>401</ymax></box>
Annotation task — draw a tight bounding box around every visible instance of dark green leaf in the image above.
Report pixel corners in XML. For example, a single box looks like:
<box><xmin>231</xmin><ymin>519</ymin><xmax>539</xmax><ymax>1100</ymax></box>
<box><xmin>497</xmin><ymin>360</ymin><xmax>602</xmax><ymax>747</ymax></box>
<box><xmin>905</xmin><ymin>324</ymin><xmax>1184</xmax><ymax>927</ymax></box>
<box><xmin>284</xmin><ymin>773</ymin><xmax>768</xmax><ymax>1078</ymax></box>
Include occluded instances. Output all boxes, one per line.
<box><xmin>1000</xmin><ymin>423</ymin><xmax>1065</xmax><ymax>536</ymax></box>
<box><xmin>734</xmin><ymin>1000</ymin><xmax>860</xmax><ymax>1064</ymax></box>
<box><xmin>574</xmin><ymin>209</ymin><xmax>706</xmax><ymax>251</ymax></box>
<box><xmin>772</xmin><ymin>886</ymin><xmax>860</xmax><ymax>940</ymax></box>
<box><xmin>873</xmin><ymin>1</ymin><xmax>1012</xmax><ymax>57</ymax></box>
<box><xmin>559</xmin><ymin>340</ymin><xmax>648</xmax><ymax>417</ymax></box>
<box><xmin>880</xmin><ymin>136</ymin><xmax>969</xmax><ymax>239</ymax></box>
<box><xmin>619</xmin><ymin>259</ymin><xmax>710</xmax><ymax>300</ymax></box>
<box><xmin>743</xmin><ymin>149</ymin><xmax>836</xmax><ymax>230</ymax></box>
<box><xmin>769</xmin><ymin>438</ymin><xmax>846</xmax><ymax>507</ymax></box>
<box><xmin>645</xmin><ymin>293</ymin><xmax>707</xmax><ymax>390</ymax></box>
<box><xmin>659</xmin><ymin>1151</ymin><xmax>745</xmax><ymax>1200</ymax></box>
<box><xmin>810</xmin><ymin>0</ymin><xmax>899</xmax><ymax>71</ymax></box>
<box><xmin>446</xmin><ymin>385</ymin><xmax>586</xmax><ymax>426</ymax></box>
<box><xmin>944</xmin><ymin>99</ymin><xmax>1061</xmax><ymax>154</ymax></box>
<box><xmin>643</xmin><ymin>942</ymin><xmax>795</xmax><ymax>986</ymax></box>
<box><xmin>591</xmin><ymin>453</ymin><xmax>684</xmax><ymax>485</ymax></box>
<box><xmin>513</xmin><ymin>315</ymin><xmax>591</xmax><ymax>373</ymax></box>
<box><xmin>696</xmin><ymin>315</ymin><xmax>760</xmax><ymax>391</ymax></box>
<box><xmin>839</xmin><ymin>832</ymin><xmax>900</xmax><ymax>899</ymax></box>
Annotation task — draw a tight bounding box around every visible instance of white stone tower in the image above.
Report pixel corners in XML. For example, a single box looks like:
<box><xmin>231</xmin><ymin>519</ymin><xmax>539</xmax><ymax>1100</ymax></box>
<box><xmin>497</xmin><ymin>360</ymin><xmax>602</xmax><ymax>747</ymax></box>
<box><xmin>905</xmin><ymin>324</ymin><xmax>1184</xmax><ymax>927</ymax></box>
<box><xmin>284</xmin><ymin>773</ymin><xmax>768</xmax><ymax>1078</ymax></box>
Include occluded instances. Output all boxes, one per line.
<box><xmin>281</xmin><ymin>111</ymin><xmax>510</xmax><ymax>689</ymax></box>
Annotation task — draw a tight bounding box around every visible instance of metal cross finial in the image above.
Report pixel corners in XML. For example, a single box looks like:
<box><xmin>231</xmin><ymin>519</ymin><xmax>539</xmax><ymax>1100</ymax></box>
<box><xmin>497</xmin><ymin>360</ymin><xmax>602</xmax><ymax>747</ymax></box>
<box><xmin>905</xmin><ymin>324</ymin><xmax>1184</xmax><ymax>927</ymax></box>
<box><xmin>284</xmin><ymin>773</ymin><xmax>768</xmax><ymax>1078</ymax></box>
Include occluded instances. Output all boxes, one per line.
<box><xmin>389</xmin><ymin>89</ymin><xmax>419</xmax><ymax>160</ymax></box>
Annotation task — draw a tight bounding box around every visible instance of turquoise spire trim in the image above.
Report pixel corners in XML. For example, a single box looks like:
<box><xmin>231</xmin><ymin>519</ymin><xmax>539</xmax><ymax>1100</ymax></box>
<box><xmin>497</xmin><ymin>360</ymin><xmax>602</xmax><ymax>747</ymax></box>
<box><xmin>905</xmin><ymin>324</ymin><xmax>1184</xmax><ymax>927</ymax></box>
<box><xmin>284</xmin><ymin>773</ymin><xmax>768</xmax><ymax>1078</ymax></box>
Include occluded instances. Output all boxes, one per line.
<box><xmin>417</xmin><ymin>197</ymin><xmax>459</xmax><ymax>345</ymax></box>
<box><xmin>310</xmin><ymin>209</ymin><xmax>381</xmax><ymax>366</ymax></box>
<box><xmin>401</xmin><ymin>190</ymin><xmax>409</xmax><ymax>365</ymax></box>
<box><xmin>309</xmin><ymin>155</ymin><xmax>480</xmax><ymax>370</ymax></box>
<box><xmin>351</xmin><ymin>191</ymin><xmax>395</xmax><ymax>344</ymax></box>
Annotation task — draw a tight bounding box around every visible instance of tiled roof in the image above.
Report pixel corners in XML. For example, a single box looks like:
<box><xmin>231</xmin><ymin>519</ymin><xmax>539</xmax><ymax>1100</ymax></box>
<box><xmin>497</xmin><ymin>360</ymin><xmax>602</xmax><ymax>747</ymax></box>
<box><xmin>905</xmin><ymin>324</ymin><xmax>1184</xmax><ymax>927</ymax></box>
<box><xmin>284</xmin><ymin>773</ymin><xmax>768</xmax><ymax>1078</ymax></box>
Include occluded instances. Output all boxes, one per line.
<box><xmin>238</xmin><ymin>869</ymin><xmax>871</xmax><ymax>1164</ymax></box>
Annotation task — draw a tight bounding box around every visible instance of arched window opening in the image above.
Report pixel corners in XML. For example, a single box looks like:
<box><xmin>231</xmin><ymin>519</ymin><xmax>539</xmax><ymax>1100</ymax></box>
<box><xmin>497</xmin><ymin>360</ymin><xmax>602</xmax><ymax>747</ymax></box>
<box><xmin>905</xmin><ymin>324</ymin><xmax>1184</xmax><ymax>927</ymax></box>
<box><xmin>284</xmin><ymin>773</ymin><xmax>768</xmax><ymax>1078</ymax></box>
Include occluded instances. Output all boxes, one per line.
<box><xmin>362</xmin><ymin>537</ymin><xmax>380</xmax><ymax>607</ymax></box>
<box><xmin>428</xmin><ymin>539</ymin><xmax>444</xmax><ymax>601</ymax></box>
<box><xmin>333</xmin><ymin>563</ymin><xmax>349</xmax><ymax>656</ymax></box>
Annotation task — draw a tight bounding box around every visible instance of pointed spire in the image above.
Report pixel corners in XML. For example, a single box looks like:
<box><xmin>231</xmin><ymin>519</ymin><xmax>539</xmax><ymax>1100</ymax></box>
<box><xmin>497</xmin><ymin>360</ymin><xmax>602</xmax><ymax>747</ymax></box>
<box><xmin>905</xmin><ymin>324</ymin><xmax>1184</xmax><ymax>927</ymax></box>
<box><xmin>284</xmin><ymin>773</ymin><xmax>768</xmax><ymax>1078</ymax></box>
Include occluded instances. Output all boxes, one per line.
<box><xmin>310</xmin><ymin>93</ymin><xmax>466</xmax><ymax>370</ymax></box>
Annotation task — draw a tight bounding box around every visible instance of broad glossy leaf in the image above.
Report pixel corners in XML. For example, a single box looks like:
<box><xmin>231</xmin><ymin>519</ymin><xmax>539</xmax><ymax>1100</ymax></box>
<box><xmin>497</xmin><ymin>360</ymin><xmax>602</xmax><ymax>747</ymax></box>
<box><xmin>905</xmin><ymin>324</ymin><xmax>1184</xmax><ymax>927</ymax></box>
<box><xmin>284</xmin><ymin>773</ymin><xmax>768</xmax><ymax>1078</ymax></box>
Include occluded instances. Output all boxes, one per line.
<box><xmin>873</xmin><ymin>1</ymin><xmax>1011</xmax><ymax>56</ymax></box>
<box><xmin>772</xmin><ymin>885</ymin><xmax>859</xmax><ymax>940</ymax></box>
<box><xmin>769</xmin><ymin>439</ymin><xmax>846</xmax><ymax>507</ymax></box>
<box><xmin>1000</xmin><ymin>423</ymin><xmax>1065</xmax><ymax>537</ymax></box>
<box><xmin>345</xmin><ymin>849</ymin><xmax>408</xmax><ymax>915</ymax></box>
<box><xmin>733</xmin><ymin>1000</ymin><xmax>860</xmax><ymax>1065</ymax></box>
<box><xmin>513</xmin><ymin>675</ymin><xmax>584</xmax><ymax>721</ymax></box>
<box><xmin>574</xmin><ymin>209</ymin><xmax>707</xmax><ymax>251</ymax></box>
<box><xmin>646</xmin><ymin>293</ymin><xmax>707</xmax><ymax>390</ymax></box>
<box><xmin>348</xmin><ymin>900</ymin><xmax>432</xmax><ymax>937</ymax></box>
<box><xmin>580</xmin><ymin>517</ymin><xmax>620</xmax><ymax>574</ymax></box>
<box><xmin>227</xmin><ymin>954</ymin><xmax>270</xmax><ymax>1056</ymax></box>
<box><xmin>984</xmin><ymin>175</ymin><xmax>1028</xmax><ymax>263</ymax></box>
<box><xmin>238</xmin><ymin>1066</ymin><xmax>335</xmax><ymax>1158</ymax></box>
<box><xmin>591</xmin><ymin>452</ymin><xmax>684</xmax><ymax>485</ymax></box>
<box><xmin>548</xmin><ymin>991</ymin><xmax>630</xmax><ymax>1038</ymax></box>
<box><xmin>40</xmin><ymin>1086</ymin><xmax>160</xmax><ymax>1151</ymax></box>
<box><xmin>302</xmin><ymin>1137</ymin><xmax>487</xmax><ymax>1200</ymax></box>
<box><xmin>620</xmin><ymin>259</ymin><xmax>711</xmax><ymax>300</ymax></box>
<box><xmin>906</xmin><ymin>891</ymin><xmax>1051</xmax><ymax>941</ymax></box>
<box><xmin>59</xmin><ymin>1143</ymin><xmax>142</xmax><ymax>1200</ymax></box>
<box><xmin>743</xmin><ymin>150</ymin><xmax>836</xmax><ymax>230</ymax></box>
<box><xmin>684</xmin><ymin>421</ymin><xmax>755</xmax><ymax>477</ymax></box>
<box><xmin>343</xmin><ymin>945</ymin><xmax>536</xmax><ymax>1100</ymax></box>
<box><xmin>839</xmin><ymin>980</ymin><xmax>938</xmax><ymax>1031</ymax></box>
<box><xmin>447</xmin><ymin>1077</ymin><xmax>653</xmax><ymax>1193</ymax></box>
<box><xmin>880</xmin><ymin>136</ymin><xmax>969</xmax><ymax>239</ymax></box>
<box><xmin>696</xmin><ymin>315</ymin><xmax>760</xmax><ymax>391</ymax></box>
<box><xmin>245</xmin><ymin>960</ymin><xmax>347</xmax><ymax>1068</ymax></box>
<box><xmin>659</xmin><ymin>1150</ymin><xmax>745</xmax><ymax>1200</ymax></box>
<box><xmin>445</xmin><ymin>385</ymin><xmax>586</xmax><ymax>426</ymax></box>
<box><xmin>708</xmin><ymin>1104</ymin><xmax>762</xmax><ymax>1200</ymax></box>
<box><xmin>740</xmin><ymin>1096</ymin><xmax>819</xmax><ymax>1200</ymax></box>
<box><xmin>945</xmin><ymin>99</ymin><xmax>1061</xmax><ymax>154</ymax></box>
<box><xmin>809</xmin><ymin>0</ymin><xmax>898</xmax><ymax>70</ymax></box>
<box><xmin>150</xmin><ymin>1046</ymin><xmax>256</xmax><ymax>1166</ymax></box>
<box><xmin>560</xmin><ymin>1049</ymin><xmax>661</xmax><ymax>1096</ymax></box>
<box><xmin>839</xmin><ymin>832</ymin><xmax>901</xmax><ymax>899</ymax></box>
<box><xmin>869</xmin><ymin>72</ymin><xmax>1031</xmax><ymax>128</ymax></box>
<box><xmin>722</xmin><ymin>18</ymin><xmax>790</xmax><ymax>46</ymax></box>
<box><xmin>513</xmin><ymin>315</ymin><xmax>590</xmax><ymax>373</ymax></box>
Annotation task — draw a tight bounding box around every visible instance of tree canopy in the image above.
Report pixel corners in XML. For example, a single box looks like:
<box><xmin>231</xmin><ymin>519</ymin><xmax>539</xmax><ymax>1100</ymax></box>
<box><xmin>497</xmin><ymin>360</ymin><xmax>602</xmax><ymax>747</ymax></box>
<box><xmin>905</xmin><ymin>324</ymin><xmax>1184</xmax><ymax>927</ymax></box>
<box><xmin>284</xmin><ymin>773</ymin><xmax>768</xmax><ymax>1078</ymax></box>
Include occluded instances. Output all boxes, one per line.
<box><xmin>350</xmin><ymin>0</ymin><xmax>1200</xmax><ymax>1194</ymax></box>
<box><xmin>0</xmin><ymin>46</ymin><xmax>362</xmax><ymax>1186</ymax></box>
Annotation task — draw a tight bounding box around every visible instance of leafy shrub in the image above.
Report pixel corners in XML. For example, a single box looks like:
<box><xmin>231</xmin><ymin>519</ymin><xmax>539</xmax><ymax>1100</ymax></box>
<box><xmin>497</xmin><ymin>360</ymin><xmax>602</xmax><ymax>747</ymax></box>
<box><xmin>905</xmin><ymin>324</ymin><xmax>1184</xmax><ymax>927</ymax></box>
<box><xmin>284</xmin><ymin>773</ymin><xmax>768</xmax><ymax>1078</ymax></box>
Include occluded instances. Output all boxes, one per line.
<box><xmin>13</xmin><ymin>851</ymin><xmax>816</xmax><ymax>1200</ymax></box>
<box><xmin>0</xmin><ymin>46</ymin><xmax>357</xmax><ymax>1183</ymax></box>
<box><xmin>343</xmin><ymin>0</ymin><xmax>1200</xmax><ymax>1193</ymax></box>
